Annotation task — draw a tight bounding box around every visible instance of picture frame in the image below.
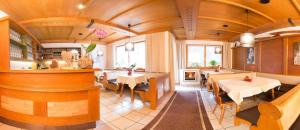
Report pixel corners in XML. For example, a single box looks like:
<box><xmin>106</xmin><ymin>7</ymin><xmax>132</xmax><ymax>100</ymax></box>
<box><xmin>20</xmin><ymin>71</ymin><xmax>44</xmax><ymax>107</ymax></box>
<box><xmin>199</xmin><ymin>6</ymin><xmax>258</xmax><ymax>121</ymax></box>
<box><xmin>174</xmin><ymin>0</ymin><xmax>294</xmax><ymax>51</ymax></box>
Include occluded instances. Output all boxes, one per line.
<box><xmin>294</xmin><ymin>42</ymin><xmax>300</xmax><ymax>65</ymax></box>
<box><xmin>246</xmin><ymin>47</ymin><xmax>255</xmax><ymax>64</ymax></box>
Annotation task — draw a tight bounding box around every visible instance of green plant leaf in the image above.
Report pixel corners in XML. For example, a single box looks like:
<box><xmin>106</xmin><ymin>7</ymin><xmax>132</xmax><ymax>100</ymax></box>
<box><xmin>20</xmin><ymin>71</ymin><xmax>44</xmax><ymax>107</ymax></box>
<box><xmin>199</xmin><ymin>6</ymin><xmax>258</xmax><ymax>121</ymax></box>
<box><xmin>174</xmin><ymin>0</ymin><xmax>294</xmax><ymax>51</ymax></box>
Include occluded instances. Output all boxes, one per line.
<box><xmin>209</xmin><ymin>60</ymin><xmax>217</xmax><ymax>66</ymax></box>
<box><xmin>86</xmin><ymin>43</ymin><xmax>97</xmax><ymax>53</ymax></box>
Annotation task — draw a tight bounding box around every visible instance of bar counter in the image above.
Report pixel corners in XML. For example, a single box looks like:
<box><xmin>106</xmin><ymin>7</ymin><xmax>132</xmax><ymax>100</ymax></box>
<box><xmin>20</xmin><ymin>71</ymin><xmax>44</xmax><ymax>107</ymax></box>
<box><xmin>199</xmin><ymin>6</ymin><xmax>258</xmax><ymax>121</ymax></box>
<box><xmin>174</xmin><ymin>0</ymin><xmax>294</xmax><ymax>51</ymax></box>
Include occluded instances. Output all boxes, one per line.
<box><xmin>0</xmin><ymin>69</ymin><xmax>100</xmax><ymax>129</ymax></box>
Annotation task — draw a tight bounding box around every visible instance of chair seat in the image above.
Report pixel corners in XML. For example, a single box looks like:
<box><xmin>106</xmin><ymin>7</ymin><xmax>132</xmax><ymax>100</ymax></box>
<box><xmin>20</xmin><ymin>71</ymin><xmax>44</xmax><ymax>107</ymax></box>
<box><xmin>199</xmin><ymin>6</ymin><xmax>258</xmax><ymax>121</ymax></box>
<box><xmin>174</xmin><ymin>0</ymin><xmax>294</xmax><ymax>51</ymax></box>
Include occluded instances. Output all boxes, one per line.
<box><xmin>108</xmin><ymin>79</ymin><xmax>117</xmax><ymax>85</ymax></box>
<box><xmin>135</xmin><ymin>84</ymin><xmax>149</xmax><ymax>92</ymax></box>
<box><xmin>290</xmin><ymin>116</ymin><xmax>300</xmax><ymax>130</ymax></box>
<box><xmin>220</xmin><ymin>94</ymin><xmax>233</xmax><ymax>103</ymax></box>
<box><xmin>236</xmin><ymin>106</ymin><xmax>260</xmax><ymax>125</ymax></box>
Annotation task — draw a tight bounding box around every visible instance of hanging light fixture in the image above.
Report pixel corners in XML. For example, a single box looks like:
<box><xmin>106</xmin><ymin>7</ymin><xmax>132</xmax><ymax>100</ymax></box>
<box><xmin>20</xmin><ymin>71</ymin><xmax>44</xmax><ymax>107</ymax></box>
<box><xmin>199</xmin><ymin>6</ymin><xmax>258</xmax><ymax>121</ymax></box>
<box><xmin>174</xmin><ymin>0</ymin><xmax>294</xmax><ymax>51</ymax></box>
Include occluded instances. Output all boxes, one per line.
<box><xmin>125</xmin><ymin>24</ymin><xmax>134</xmax><ymax>51</ymax></box>
<box><xmin>240</xmin><ymin>9</ymin><xmax>255</xmax><ymax>47</ymax></box>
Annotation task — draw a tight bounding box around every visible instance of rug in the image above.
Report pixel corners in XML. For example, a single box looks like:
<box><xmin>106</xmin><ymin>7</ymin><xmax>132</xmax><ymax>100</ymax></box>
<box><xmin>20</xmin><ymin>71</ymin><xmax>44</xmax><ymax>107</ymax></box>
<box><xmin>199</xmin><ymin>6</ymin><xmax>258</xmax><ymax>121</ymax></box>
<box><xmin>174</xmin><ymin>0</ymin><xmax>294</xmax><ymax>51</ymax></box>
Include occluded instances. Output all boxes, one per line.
<box><xmin>143</xmin><ymin>90</ymin><xmax>213</xmax><ymax>130</ymax></box>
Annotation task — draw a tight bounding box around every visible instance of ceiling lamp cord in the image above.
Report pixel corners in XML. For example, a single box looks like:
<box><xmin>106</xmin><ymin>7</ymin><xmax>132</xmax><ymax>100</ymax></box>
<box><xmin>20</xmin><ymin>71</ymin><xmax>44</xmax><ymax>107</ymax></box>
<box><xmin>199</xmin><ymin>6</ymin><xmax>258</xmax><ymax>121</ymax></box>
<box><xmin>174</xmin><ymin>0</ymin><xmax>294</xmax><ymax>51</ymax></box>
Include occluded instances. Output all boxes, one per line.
<box><xmin>240</xmin><ymin>9</ymin><xmax>255</xmax><ymax>47</ymax></box>
<box><xmin>125</xmin><ymin>24</ymin><xmax>134</xmax><ymax>51</ymax></box>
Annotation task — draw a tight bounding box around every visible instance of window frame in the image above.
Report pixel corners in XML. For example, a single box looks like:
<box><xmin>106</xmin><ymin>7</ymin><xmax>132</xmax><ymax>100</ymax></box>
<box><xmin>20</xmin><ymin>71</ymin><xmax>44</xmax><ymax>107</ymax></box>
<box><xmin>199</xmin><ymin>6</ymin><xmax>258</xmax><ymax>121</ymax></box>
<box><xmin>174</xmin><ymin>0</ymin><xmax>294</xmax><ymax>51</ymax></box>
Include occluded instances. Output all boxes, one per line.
<box><xmin>114</xmin><ymin>41</ymin><xmax>146</xmax><ymax>68</ymax></box>
<box><xmin>186</xmin><ymin>44</ymin><xmax>223</xmax><ymax>68</ymax></box>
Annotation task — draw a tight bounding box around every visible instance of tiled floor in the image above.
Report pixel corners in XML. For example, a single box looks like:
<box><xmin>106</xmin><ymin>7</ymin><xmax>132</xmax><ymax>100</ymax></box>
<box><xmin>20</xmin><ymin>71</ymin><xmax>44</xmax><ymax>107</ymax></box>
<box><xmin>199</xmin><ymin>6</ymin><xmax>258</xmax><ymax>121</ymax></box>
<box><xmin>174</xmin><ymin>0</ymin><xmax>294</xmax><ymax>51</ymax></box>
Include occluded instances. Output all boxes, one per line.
<box><xmin>0</xmin><ymin>85</ymin><xmax>258</xmax><ymax>130</ymax></box>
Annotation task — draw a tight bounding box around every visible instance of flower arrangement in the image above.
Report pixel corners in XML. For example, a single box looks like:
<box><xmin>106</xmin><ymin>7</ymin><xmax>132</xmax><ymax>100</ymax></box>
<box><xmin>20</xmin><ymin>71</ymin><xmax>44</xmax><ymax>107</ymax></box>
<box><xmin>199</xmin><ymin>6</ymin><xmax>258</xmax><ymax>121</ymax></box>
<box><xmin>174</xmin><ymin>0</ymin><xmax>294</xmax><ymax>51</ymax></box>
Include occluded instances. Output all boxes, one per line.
<box><xmin>79</xmin><ymin>42</ymin><xmax>97</xmax><ymax>69</ymax></box>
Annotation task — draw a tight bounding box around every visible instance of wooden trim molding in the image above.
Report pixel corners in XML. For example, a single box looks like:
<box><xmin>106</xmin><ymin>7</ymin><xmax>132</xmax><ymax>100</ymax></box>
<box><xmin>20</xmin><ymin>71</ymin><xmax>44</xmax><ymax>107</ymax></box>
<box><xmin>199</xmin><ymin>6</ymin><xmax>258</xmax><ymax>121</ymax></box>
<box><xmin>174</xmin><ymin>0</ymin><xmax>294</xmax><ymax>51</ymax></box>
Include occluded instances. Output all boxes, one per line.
<box><xmin>291</xmin><ymin>0</ymin><xmax>300</xmax><ymax>14</ymax></box>
<box><xmin>19</xmin><ymin>17</ymin><xmax>138</xmax><ymax>35</ymax></box>
<box><xmin>198</xmin><ymin>16</ymin><xmax>256</xmax><ymax>28</ymax></box>
<box><xmin>283</xmin><ymin>37</ymin><xmax>289</xmax><ymax>75</ymax></box>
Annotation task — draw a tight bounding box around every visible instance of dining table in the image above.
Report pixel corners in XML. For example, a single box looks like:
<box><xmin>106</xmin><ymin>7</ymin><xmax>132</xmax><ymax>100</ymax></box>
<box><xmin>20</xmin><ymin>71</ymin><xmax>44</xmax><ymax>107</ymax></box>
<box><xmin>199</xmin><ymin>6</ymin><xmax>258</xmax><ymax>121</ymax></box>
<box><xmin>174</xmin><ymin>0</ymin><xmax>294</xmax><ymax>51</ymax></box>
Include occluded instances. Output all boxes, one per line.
<box><xmin>201</xmin><ymin>70</ymin><xmax>235</xmax><ymax>90</ymax></box>
<box><xmin>117</xmin><ymin>74</ymin><xmax>146</xmax><ymax>102</ymax></box>
<box><xmin>218</xmin><ymin>76</ymin><xmax>281</xmax><ymax>111</ymax></box>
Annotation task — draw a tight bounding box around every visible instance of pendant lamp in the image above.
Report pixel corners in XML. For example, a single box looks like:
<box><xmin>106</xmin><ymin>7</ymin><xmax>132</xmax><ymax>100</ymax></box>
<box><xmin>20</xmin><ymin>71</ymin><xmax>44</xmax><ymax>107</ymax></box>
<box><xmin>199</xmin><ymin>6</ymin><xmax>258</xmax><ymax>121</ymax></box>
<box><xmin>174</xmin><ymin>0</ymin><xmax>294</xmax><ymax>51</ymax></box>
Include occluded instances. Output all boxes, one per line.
<box><xmin>240</xmin><ymin>10</ymin><xmax>255</xmax><ymax>47</ymax></box>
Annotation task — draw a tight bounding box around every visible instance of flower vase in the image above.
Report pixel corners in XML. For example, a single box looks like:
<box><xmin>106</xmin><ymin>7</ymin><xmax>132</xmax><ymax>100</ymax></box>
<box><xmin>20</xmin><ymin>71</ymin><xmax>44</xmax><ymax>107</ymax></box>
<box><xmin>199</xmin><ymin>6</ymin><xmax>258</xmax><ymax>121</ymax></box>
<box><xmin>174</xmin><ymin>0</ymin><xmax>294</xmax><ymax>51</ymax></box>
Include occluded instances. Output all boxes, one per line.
<box><xmin>79</xmin><ymin>54</ymin><xmax>93</xmax><ymax>69</ymax></box>
<box><xmin>128</xmin><ymin>69</ymin><xmax>133</xmax><ymax>76</ymax></box>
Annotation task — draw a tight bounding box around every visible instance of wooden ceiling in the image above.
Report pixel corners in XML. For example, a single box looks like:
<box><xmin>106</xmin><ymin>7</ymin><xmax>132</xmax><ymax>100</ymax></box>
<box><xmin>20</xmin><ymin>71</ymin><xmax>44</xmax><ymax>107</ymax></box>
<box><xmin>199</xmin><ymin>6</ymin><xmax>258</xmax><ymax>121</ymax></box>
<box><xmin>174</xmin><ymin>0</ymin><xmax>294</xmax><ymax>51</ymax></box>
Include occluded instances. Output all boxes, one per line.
<box><xmin>0</xmin><ymin>0</ymin><xmax>300</xmax><ymax>43</ymax></box>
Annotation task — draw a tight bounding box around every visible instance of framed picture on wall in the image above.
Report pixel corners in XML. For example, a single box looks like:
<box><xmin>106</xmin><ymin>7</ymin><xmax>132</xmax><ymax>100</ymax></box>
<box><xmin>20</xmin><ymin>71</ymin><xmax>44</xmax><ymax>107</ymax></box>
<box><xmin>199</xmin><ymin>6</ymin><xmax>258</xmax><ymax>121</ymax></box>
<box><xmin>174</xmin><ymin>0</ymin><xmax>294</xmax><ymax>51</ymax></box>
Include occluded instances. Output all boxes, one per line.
<box><xmin>246</xmin><ymin>47</ymin><xmax>255</xmax><ymax>64</ymax></box>
<box><xmin>294</xmin><ymin>42</ymin><xmax>300</xmax><ymax>65</ymax></box>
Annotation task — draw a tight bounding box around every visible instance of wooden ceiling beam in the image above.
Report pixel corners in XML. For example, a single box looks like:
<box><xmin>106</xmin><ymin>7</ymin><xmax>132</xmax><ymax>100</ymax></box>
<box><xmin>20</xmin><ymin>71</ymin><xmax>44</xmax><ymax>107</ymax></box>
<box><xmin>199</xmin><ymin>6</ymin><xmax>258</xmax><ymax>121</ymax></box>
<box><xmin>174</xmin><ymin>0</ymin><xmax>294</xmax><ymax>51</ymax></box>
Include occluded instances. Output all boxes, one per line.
<box><xmin>100</xmin><ymin>32</ymin><xmax>116</xmax><ymax>41</ymax></box>
<box><xmin>107</xmin><ymin>36</ymin><xmax>129</xmax><ymax>44</ymax></box>
<box><xmin>198</xmin><ymin>16</ymin><xmax>256</xmax><ymax>28</ymax></box>
<box><xmin>176</xmin><ymin>0</ymin><xmax>200</xmax><ymax>39</ymax></box>
<box><xmin>105</xmin><ymin>0</ymin><xmax>158</xmax><ymax>23</ymax></box>
<box><xmin>131</xmin><ymin>16</ymin><xmax>180</xmax><ymax>27</ymax></box>
<box><xmin>290</xmin><ymin>0</ymin><xmax>300</xmax><ymax>14</ymax></box>
<box><xmin>18</xmin><ymin>16</ymin><xmax>138</xmax><ymax>35</ymax></box>
<box><xmin>207</xmin><ymin>0</ymin><xmax>276</xmax><ymax>22</ymax></box>
<box><xmin>40</xmin><ymin>39</ymin><xmax>107</xmax><ymax>45</ymax></box>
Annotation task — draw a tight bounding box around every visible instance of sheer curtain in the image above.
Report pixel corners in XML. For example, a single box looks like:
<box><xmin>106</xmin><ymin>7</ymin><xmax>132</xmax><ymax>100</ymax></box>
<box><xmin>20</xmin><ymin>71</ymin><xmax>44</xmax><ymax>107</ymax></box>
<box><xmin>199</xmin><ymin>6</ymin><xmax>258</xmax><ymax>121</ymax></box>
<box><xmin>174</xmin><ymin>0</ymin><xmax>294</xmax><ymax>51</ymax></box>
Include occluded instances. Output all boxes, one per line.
<box><xmin>223</xmin><ymin>42</ymin><xmax>232</xmax><ymax>69</ymax></box>
<box><xmin>145</xmin><ymin>31</ymin><xmax>176</xmax><ymax>90</ymax></box>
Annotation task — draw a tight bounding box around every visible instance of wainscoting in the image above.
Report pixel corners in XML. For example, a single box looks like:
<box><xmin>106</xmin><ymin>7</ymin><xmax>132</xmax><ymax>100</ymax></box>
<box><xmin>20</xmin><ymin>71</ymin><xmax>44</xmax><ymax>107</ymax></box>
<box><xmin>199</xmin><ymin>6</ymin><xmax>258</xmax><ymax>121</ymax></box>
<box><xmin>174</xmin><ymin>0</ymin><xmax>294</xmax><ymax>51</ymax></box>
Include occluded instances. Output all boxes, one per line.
<box><xmin>232</xmin><ymin>35</ymin><xmax>300</xmax><ymax>76</ymax></box>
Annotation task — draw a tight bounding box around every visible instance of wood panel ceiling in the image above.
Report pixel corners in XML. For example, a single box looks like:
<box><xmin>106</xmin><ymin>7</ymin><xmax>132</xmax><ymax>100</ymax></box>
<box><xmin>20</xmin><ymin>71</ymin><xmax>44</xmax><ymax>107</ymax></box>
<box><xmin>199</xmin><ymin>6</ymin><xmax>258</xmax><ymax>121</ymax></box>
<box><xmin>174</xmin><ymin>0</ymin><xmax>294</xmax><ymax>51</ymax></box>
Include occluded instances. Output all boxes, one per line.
<box><xmin>0</xmin><ymin>0</ymin><xmax>300</xmax><ymax>43</ymax></box>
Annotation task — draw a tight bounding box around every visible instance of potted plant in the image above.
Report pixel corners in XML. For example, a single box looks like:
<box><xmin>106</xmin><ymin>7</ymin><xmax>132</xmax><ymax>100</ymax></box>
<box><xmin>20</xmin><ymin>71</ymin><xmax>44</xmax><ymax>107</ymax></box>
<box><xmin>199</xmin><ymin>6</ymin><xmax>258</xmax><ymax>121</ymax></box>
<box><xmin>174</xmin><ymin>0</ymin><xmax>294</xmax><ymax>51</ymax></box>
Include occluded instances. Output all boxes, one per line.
<box><xmin>79</xmin><ymin>43</ymin><xmax>97</xmax><ymax>69</ymax></box>
<box><xmin>128</xmin><ymin>63</ymin><xmax>136</xmax><ymax>76</ymax></box>
<box><xmin>209</xmin><ymin>60</ymin><xmax>217</xmax><ymax>66</ymax></box>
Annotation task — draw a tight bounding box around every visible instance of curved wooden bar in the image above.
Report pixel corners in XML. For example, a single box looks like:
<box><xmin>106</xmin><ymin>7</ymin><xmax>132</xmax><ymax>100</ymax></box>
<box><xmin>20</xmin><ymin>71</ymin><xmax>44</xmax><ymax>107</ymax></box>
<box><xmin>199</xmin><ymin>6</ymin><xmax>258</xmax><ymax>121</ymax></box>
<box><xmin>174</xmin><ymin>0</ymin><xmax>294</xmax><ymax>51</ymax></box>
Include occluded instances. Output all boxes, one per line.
<box><xmin>0</xmin><ymin>69</ymin><xmax>100</xmax><ymax>129</ymax></box>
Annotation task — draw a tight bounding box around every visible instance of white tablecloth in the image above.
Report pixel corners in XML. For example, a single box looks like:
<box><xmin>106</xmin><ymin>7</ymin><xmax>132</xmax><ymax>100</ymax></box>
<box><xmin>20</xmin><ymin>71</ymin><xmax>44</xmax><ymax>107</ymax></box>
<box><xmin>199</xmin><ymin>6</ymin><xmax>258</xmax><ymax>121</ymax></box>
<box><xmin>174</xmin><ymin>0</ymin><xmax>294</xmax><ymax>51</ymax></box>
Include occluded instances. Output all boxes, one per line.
<box><xmin>202</xmin><ymin>70</ymin><xmax>234</xmax><ymax>78</ymax></box>
<box><xmin>117</xmin><ymin>74</ymin><xmax>146</xmax><ymax>89</ymax></box>
<box><xmin>218</xmin><ymin>77</ymin><xmax>281</xmax><ymax>105</ymax></box>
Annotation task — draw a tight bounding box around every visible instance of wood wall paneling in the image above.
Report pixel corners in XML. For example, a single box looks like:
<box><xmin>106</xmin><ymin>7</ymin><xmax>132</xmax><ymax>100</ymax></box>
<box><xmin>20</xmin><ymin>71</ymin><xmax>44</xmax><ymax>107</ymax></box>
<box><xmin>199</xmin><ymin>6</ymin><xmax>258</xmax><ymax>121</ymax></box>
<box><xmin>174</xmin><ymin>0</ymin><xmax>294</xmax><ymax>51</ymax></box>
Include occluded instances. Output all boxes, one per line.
<box><xmin>232</xmin><ymin>47</ymin><xmax>244</xmax><ymax>70</ymax></box>
<box><xmin>260</xmin><ymin>38</ymin><xmax>284</xmax><ymax>74</ymax></box>
<box><xmin>0</xmin><ymin>18</ymin><xmax>10</xmax><ymax>71</ymax></box>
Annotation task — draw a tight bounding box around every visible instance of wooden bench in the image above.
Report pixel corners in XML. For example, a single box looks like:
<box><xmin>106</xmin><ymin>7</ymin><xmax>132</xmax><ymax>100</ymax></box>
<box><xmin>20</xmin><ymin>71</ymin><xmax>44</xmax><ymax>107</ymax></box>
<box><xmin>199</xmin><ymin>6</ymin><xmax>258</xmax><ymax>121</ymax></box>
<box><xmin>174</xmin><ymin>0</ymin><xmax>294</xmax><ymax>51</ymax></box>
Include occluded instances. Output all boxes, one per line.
<box><xmin>235</xmin><ymin>84</ymin><xmax>300</xmax><ymax>130</ymax></box>
<box><xmin>101</xmin><ymin>72</ymin><xmax>120</xmax><ymax>93</ymax></box>
<box><xmin>135</xmin><ymin>73</ymin><xmax>171</xmax><ymax>110</ymax></box>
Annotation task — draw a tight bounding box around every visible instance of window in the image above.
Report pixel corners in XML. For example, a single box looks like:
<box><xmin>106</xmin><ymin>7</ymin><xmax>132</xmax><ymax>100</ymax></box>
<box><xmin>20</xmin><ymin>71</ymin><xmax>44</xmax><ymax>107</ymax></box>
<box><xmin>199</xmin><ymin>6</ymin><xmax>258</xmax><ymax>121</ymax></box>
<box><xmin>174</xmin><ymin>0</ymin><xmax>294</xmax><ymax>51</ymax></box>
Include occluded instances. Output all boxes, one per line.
<box><xmin>115</xmin><ymin>45</ymin><xmax>128</xmax><ymax>67</ymax></box>
<box><xmin>187</xmin><ymin>46</ymin><xmax>204</xmax><ymax>67</ymax></box>
<box><xmin>187</xmin><ymin>45</ymin><xmax>222</xmax><ymax>67</ymax></box>
<box><xmin>206</xmin><ymin>46</ymin><xmax>222</xmax><ymax>66</ymax></box>
<box><xmin>115</xmin><ymin>41</ymin><xmax>146</xmax><ymax>68</ymax></box>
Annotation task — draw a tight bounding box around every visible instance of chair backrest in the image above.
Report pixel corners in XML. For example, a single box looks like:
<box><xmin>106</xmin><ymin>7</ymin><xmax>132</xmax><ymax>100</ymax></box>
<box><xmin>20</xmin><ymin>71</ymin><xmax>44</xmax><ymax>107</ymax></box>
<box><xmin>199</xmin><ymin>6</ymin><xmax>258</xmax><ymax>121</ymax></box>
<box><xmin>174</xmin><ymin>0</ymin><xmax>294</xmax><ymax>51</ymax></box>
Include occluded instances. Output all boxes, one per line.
<box><xmin>253</xmin><ymin>84</ymin><xmax>300</xmax><ymax>130</ymax></box>
<box><xmin>212</xmin><ymin>82</ymin><xmax>222</xmax><ymax>105</ymax></box>
<box><xmin>102</xmin><ymin>72</ymin><xmax>108</xmax><ymax>84</ymax></box>
<box><xmin>135</xmin><ymin>68</ymin><xmax>146</xmax><ymax>72</ymax></box>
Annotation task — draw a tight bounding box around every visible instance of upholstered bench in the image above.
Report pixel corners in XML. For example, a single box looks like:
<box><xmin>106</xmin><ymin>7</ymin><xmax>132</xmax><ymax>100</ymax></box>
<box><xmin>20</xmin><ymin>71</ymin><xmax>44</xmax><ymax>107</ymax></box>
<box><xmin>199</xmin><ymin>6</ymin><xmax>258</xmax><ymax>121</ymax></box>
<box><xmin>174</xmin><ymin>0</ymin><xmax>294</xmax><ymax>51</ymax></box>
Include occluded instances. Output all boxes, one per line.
<box><xmin>235</xmin><ymin>84</ymin><xmax>300</xmax><ymax>130</ymax></box>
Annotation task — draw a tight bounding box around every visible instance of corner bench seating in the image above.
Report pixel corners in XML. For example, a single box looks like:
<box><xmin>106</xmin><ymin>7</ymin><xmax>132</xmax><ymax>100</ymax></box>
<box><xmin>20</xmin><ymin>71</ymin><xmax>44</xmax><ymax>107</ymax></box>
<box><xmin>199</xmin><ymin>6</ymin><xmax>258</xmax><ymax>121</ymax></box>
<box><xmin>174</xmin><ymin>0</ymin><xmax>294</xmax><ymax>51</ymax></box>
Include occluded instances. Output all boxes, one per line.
<box><xmin>134</xmin><ymin>73</ymin><xmax>171</xmax><ymax>110</ymax></box>
<box><xmin>235</xmin><ymin>84</ymin><xmax>300</xmax><ymax>130</ymax></box>
<box><xmin>101</xmin><ymin>72</ymin><xmax>120</xmax><ymax>93</ymax></box>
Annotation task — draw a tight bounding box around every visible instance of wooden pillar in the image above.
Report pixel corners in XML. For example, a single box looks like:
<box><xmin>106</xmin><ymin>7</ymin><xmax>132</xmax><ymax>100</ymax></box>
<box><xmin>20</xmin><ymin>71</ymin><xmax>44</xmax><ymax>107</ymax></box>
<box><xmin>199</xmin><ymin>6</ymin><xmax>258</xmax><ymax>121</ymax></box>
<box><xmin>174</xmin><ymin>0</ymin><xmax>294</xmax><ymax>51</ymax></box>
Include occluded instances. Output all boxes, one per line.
<box><xmin>0</xmin><ymin>17</ymin><xmax>10</xmax><ymax>71</ymax></box>
<box><xmin>283</xmin><ymin>37</ymin><xmax>289</xmax><ymax>75</ymax></box>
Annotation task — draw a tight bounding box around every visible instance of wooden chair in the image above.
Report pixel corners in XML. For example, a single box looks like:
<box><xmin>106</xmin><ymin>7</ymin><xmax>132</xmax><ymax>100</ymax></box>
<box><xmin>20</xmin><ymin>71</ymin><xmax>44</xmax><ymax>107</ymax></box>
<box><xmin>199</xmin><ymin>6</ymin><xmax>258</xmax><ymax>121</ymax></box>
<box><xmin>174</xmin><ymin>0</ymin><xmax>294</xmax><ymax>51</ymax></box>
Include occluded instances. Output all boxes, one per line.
<box><xmin>135</xmin><ymin>68</ymin><xmax>146</xmax><ymax>72</ymax></box>
<box><xmin>101</xmin><ymin>72</ymin><xmax>120</xmax><ymax>93</ymax></box>
<box><xmin>212</xmin><ymin>82</ymin><xmax>235</xmax><ymax>123</ymax></box>
<box><xmin>134</xmin><ymin>82</ymin><xmax>149</xmax><ymax>103</ymax></box>
<box><xmin>200</xmin><ymin>74</ymin><xmax>207</xmax><ymax>87</ymax></box>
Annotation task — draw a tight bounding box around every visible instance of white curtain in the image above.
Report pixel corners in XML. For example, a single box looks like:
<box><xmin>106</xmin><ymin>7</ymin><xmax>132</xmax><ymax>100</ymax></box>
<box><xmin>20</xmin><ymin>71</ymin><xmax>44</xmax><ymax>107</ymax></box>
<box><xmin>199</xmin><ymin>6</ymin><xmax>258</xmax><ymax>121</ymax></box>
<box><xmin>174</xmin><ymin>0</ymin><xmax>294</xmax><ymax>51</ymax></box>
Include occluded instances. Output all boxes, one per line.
<box><xmin>223</xmin><ymin>42</ymin><xmax>233</xmax><ymax>69</ymax></box>
<box><xmin>105</xmin><ymin>44</ymin><xmax>114</xmax><ymax>69</ymax></box>
<box><xmin>145</xmin><ymin>31</ymin><xmax>176</xmax><ymax>90</ymax></box>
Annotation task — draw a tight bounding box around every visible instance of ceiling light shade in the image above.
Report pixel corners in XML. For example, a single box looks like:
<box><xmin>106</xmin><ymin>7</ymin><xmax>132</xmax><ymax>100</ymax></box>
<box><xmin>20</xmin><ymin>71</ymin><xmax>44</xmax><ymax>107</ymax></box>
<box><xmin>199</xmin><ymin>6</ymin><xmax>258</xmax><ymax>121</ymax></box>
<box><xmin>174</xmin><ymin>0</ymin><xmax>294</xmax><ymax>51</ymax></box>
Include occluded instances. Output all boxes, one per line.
<box><xmin>215</xmin><ymin>47</ymin><xmax>222</xmax><ymax>54</ymax></box>
<box><xmin>125</xmin><ymin>42</ymin><xmax>134</xmax><ymax>51</ymax></box>
<box><xmin>240</xmin><ymin>32</ymin><xmax>255</xmax><ymax>46</ymax></box>
<box><xmin>0</xmin><ymin>10</ymin><xmax>8</xmax><ymax>18</ymax></box>
<box><xmin>77</xmin><ymin>3</ymin><xmax>86</xmax><ymax>10</ymax></box>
